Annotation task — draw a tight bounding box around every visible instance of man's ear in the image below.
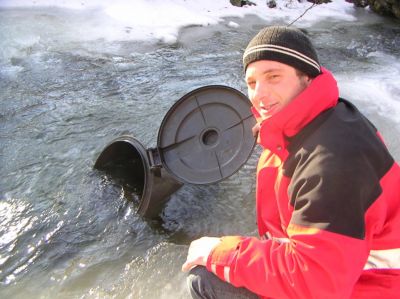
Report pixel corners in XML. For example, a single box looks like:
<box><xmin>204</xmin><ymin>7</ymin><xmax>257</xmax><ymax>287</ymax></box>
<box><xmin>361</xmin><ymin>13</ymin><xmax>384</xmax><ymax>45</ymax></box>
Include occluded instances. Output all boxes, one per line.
<box><xmin>305</xmin><ymin>75</ymin><xmax>313</xmax><ymax>87</ymax></box>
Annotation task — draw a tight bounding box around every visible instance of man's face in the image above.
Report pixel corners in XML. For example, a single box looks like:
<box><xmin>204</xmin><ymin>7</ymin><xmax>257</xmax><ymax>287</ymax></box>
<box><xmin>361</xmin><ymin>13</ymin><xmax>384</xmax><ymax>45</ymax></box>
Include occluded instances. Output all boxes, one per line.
<box><xmin>245</xmin><ymin>60</ymin><xmax>311</xmax><ymax>122</ymax></box>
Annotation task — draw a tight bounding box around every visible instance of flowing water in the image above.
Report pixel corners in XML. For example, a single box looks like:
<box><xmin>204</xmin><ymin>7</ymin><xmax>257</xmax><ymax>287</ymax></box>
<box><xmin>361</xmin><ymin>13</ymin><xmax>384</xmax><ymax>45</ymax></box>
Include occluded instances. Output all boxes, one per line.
<box><xmin>1</xmin><ymin>6</ymin><xmax>399</xmax><ymax>299</ymax></box>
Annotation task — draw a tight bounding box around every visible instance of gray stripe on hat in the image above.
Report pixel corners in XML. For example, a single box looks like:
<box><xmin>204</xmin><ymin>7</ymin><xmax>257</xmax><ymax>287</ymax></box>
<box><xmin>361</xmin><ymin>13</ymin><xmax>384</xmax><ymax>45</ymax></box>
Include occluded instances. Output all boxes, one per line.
<box><xmin>243</xmin><ymin>44</ymin><xmax>320</xmax><ymax>72</ymax></box>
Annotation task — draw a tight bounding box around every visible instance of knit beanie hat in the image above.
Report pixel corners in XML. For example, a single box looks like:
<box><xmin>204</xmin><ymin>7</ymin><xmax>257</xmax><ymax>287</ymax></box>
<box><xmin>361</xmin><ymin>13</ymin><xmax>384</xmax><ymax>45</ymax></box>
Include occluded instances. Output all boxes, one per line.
<box><xmin>243</xmin><ymin>26</ymin><xmax>321</xmax><ymax>77</ymax></box>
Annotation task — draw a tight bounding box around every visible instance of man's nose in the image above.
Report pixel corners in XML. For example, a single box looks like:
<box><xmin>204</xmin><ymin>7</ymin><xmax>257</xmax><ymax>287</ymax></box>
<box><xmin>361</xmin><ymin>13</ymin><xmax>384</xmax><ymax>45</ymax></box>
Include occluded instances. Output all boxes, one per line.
<box><xmin>252</xmin><ymin>82</ymin><xmax>266</xmax><ymax>105</ymax></box>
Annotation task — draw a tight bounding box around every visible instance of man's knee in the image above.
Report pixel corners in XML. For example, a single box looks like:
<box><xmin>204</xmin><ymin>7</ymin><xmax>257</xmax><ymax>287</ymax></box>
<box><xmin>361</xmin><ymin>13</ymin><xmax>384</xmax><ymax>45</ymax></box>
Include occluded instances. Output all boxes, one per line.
<box><xmin>186</xmin><ymin>266</ymin><xmax>259</xmax><ymax>299</ymax></box>
<box><xmin>187</xmin><ymin>266</ymin><xmax>213</xmax><ymax>299</ymax></box>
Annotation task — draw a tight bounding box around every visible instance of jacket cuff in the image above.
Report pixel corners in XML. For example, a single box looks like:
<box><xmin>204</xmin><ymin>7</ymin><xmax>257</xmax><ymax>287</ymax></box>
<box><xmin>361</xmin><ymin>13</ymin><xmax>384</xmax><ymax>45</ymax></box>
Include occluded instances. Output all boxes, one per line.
<box><xmin>206</xmin><ymin>236</ymin><xmax>244</xmax><ymax>283</ymax></box>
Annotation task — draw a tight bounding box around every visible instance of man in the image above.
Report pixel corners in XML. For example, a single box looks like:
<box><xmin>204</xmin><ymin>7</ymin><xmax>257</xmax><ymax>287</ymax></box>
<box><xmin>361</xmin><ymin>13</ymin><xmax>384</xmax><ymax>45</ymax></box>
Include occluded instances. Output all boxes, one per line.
<box><xmin>182</xmin><ymin>26</ymin><xmax>400</xmax><ymax>299</ymax></box>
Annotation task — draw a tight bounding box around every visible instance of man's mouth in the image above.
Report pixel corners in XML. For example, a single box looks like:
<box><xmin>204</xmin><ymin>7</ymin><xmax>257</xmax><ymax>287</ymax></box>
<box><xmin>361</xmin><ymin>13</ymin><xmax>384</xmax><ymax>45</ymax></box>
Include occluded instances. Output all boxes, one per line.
<box><xmin>260</xmin><ymin>103</ymin><xmax>278</xmax><ymax>114</ymax></box>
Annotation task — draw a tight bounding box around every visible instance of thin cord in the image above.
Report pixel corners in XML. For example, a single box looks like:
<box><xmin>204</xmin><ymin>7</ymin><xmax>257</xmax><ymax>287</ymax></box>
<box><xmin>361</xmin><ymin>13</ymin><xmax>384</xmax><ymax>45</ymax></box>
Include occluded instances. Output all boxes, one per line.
<box><xmin>288</xmin><ymin>3</ymin><xmax>317</xmax><ymax>27</ymax></box>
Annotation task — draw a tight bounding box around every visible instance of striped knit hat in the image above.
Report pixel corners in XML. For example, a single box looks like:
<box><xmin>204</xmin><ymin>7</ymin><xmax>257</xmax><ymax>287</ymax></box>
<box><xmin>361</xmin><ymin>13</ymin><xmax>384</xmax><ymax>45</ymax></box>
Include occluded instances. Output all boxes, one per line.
<box><xmin>243</xmin><ymin>26</ymin><xmax>321</xmax><ymax>77</ymax></box>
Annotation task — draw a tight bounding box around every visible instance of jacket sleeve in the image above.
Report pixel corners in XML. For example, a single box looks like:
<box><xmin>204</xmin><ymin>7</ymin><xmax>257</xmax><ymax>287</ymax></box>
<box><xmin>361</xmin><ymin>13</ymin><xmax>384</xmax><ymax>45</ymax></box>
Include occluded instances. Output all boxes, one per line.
<box><xmin>207</xmin><ymin>230</ymin><xmax>367</xmax><ymax>299</ymax></box>
<box><xmin>206</xmin><ymin>143</ymin><xmax>383</xmax><ymax>298</ymax></box>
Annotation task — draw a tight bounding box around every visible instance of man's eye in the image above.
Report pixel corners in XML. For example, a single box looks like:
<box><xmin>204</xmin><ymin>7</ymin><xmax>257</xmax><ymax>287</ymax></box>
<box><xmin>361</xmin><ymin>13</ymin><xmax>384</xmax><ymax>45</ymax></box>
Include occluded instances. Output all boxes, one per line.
<box><xmin>247</xmin><ymin>81</ymin><xmax>255</xmax><ymax>88</ymax></box>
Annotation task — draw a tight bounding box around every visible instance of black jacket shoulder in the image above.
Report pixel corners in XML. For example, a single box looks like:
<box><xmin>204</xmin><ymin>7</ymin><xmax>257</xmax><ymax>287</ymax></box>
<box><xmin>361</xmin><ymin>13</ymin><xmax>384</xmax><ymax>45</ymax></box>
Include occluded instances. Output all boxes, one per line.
<box><xmin>283</xmin><ymin>99</ymin><xmax>394</xmax><ymax>239</ymax></box>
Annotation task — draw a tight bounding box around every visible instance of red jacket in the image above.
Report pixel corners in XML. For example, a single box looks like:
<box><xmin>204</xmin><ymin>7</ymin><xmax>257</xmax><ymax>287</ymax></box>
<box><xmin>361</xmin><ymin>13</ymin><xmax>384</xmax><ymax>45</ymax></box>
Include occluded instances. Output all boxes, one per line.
<box><xmin>206</xmin><ymin>68</ymin><xmax>400</xmax><ymax>298</ymax></box>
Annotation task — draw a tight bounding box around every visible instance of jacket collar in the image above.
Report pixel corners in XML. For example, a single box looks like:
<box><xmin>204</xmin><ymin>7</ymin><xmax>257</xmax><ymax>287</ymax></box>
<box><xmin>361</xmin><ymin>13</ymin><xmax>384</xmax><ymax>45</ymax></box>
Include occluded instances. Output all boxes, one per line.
<box><xmin>254</xmin><ymin>67</ymin><xmax>339</xmax><ymax>161</ymax></box>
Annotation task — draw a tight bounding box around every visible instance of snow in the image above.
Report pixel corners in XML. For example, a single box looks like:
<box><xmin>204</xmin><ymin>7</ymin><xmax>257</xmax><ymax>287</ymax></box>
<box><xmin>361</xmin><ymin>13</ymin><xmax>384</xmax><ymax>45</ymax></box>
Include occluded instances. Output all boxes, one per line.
<box><xmin>0</xmin><ymin>0</ymin><xmax>356</xmax><ymax>44</ymax></box>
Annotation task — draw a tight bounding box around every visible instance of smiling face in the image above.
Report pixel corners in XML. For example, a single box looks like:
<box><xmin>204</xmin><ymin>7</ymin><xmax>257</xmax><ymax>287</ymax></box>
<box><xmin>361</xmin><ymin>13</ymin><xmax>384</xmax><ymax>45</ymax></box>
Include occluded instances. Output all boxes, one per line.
<box><xmin>245</xmin><ymin>60</ymin><xmax>312</xmax><ymax>122</ymax></box>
